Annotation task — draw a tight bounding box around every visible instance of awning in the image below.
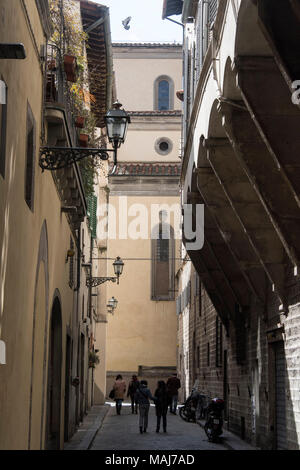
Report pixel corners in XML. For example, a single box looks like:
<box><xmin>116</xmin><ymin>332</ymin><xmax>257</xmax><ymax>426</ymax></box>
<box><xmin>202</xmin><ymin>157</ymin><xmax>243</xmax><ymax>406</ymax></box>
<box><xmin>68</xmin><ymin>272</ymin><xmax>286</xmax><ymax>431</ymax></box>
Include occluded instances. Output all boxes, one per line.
<box><xmin>162</xmin><ymin>0</ymin><xmax>183</xmax><ymax>19</ymax></box>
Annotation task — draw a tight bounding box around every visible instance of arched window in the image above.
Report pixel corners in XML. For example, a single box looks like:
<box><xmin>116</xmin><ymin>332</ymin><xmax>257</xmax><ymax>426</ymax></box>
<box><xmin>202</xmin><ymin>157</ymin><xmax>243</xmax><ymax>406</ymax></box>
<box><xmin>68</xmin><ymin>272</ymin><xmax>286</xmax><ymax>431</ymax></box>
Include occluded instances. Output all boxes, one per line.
<box><xmin>158</xmin><ymin>80</ymin><xmax>170</xmax><ymax>110</ymax></box>
<box><xmin>154</xmin><ymin>76</ymin><xmax>174</xmax><ymax>111</ymax></box>
<box><xmin>151</xmin><ymin>212</ymin><xmax>175</xmax><ymax>300</ymax></box>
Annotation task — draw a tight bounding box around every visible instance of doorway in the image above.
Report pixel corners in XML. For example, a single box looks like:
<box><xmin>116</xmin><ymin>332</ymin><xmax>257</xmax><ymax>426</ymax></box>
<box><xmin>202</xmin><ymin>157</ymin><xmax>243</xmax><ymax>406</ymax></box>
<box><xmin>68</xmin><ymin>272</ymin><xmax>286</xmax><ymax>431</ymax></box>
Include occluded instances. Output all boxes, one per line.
<box><xmin>274</xmin><ymin>341</ymin><xmax>287</xmax><ymax>449</ymax></box>
<box><xmin>64</xmin><ymin>335</ymin><xmax>71</xmax><ymax>442</ymax></box>
<box><xmin>45</xmin><ymin>296</ymin><xmax>62</xmax><ymax>450</ymax></box>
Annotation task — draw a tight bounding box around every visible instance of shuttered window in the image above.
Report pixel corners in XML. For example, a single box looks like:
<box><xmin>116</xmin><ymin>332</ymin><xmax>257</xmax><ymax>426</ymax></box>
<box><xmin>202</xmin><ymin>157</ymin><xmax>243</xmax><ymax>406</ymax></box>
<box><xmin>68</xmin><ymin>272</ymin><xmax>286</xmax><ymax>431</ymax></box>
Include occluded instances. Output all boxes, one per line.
<box><xmin>0</xmin><ymin>78</ymin><xmax>7</xmax><ymax>178</ymax></box>
<box><xmin>25</xmin><ymin>102</ymin><xmax>36</xmax><ymax>210</ymax></box>
<box><xmin>87</xmin><ymin>194</ymin><xmax>97</xmax><ymax>239</ymax></box>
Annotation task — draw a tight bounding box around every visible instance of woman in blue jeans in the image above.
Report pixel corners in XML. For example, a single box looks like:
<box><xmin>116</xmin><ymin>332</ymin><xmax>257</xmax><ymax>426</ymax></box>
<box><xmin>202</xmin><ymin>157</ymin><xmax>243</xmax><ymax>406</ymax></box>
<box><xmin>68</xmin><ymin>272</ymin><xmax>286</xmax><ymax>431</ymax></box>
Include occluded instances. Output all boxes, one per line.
<box><xmin>134</xmin><ymin>380</ymin><xmax>156</xmax><ymax>433</ymax></box>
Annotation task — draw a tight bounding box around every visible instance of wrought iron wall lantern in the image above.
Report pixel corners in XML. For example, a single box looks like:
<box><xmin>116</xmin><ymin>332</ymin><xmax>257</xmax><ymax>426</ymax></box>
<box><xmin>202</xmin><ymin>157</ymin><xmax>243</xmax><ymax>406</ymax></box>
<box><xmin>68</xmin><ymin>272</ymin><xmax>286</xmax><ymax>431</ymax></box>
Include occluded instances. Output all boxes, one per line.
<box><xmin>107</xmin><ymin>296</ymin><xmax>118</xmax><ymax>315</ymax></box>
<box><xmin>86</xmin><ymin>256</ymin><xmax>124</xmax><ymax>288</ymax></box>
<box><xmin>39</xmin><ymin>101</ymin><xmax>130</xmax><ymax>172</ymax></box>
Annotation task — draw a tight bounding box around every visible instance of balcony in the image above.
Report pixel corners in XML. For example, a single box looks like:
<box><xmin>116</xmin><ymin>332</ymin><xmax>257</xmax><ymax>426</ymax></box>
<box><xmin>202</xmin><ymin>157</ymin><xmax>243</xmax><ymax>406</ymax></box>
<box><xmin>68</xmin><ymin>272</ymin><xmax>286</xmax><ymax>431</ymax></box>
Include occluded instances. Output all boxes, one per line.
<box><xmin>44</xmin><ymin>43</ymin><xmax>87</xmax><ymax>231</ymax></box>
<box><xmin>45</xmin><ymin>43</ymin><xmax>78</xmax><ymax>148</ymax></box>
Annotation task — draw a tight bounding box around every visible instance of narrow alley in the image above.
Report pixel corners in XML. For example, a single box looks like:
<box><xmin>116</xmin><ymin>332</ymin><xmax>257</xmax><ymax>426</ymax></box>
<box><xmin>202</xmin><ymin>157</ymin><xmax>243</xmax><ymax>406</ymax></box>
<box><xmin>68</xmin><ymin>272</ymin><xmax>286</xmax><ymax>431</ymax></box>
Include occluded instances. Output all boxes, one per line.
<box><xmin>65</xmin><ymin>403</ymin><xmax>255</xmax><ymax>451</ymax></box>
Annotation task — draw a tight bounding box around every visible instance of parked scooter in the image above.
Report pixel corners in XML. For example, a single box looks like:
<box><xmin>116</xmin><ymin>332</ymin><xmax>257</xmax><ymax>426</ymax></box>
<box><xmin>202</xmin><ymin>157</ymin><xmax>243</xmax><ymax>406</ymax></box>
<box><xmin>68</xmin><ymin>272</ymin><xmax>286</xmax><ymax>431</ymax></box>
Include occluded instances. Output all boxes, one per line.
<box><xmin>179</xmin><ymin>389</ymin><xmax>207</xmax><ymax>422</ymax></box>
<box><xmin>204</xmin><ymin>397</ymin><xmax>225</xmax><ymax>442</ymax></box>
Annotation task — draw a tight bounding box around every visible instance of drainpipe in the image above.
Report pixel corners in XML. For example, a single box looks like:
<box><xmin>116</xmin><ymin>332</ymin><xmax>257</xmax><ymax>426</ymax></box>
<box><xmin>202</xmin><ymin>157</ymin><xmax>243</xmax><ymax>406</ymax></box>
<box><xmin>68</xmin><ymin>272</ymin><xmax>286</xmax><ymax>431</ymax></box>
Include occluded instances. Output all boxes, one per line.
<box><xmin>75</xmin><ymin>226</ymin><xmax>81</xmax><ymax>291</ymax></box>
<box><xmin>104</xmin><ymin>9</ymin><xmax>113</xmax><ymax>110</ymax></box>
<box><xmin>211</xmin><ymin>21</ymin><xmax>222</xmax><ymax>99</ymax></box>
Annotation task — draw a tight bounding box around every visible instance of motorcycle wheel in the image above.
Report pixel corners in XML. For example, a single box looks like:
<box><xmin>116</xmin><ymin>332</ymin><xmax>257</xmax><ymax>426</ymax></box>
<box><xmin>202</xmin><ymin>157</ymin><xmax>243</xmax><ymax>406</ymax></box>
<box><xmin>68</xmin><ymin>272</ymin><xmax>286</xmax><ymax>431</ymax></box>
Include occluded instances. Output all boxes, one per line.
<box><xmin>179</xmin><ymin>406</ymin><xmax>192</xmax><ymax>422</ymax></box>
<box><xmin>204</xmin><ymin>423</ymin><xmax>213</xmax><ymax>442</ymax></box>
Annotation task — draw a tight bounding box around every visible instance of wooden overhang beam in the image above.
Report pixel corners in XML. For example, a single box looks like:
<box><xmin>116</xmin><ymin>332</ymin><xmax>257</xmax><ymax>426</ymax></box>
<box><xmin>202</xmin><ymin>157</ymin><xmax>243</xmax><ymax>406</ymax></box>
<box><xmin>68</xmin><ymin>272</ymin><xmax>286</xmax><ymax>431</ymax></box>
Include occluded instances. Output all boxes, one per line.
<box><xmin>204</xmin><ymin>136</ymin><xmax>288</xmax><ymax>308</ymax></box>
<box><xmin>195</xmin><ymin>159</ymin><xmax>266</xmax><ymax>305</ymax></box>
<box><xmin>220</xmin><ymin>96</ymin><xmax>300</xmax><ymax>273</ymax></box>
<box><xmin>186</xmin><ymin>244</ymin><xmax>231</xmax><ymax>331</ymax></box>
<box><xmin>257</xmin><ymin>0</ymin><xmax>300</xmax><ymax>89</ymax></box>
<box><xmin>186</xmin><ymin>190</ymin><xmax>250</xmax><ymax>319</ymax></box>
<box><xmin>235</xmin><ymin>56</ymin><xmax>300</xmax><ymax>211</ymax></box>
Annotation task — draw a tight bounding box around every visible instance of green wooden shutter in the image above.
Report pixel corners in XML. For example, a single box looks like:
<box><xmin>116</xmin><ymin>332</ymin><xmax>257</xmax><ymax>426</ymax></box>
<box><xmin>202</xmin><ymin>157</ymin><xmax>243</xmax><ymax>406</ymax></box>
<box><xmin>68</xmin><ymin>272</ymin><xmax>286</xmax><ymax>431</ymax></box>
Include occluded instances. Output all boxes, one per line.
<box><xmin>87</xmin><ymin>194</ymin><xmax>97</xmax><ymax>239</ymax></box>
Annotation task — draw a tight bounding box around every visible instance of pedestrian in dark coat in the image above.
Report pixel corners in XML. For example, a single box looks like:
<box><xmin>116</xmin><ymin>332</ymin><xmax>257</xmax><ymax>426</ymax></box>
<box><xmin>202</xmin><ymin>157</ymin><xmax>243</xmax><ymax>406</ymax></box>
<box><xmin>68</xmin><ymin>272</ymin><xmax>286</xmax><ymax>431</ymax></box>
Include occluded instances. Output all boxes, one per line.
<box><xmin>134</xmin><ymin>380</ymin><xmax>156</xmax><ymax>434</ymax></box>
<box><xmin>127</xmin><ymin>375</ymin><xmax>140</xmax><ymax>414</ymax></box>
<box><xmin>154</xmin><ymin>381</ymin><xmax>169</xmax><ymax>433</ymax></box>
<box><xmin>166</xmin><ymin>373</ymin><xmax>181</xmax><ymax>414</ymax></box>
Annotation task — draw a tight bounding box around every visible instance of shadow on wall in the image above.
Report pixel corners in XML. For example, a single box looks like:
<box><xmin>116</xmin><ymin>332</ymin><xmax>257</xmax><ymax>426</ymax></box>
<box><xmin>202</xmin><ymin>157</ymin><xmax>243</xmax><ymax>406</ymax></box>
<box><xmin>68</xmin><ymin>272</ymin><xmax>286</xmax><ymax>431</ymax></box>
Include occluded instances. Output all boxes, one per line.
<box><xmin>94</xmin><ymin>383</ymin><xmax>106</xmax><ymax>405</ymax></box>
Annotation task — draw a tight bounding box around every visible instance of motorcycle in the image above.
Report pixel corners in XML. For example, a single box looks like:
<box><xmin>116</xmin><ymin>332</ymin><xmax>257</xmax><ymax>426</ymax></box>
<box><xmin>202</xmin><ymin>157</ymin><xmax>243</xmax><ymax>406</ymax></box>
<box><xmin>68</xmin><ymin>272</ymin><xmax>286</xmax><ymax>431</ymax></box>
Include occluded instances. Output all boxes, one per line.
<box><xmin>179</xmin><ymin>389</ymin><xmax>207</xmax><ymax>423</ymax></box>
<box><xmin>204</xmin><ymin>397</ymin><xmax>225</xmax><ymax>442</ymax></box>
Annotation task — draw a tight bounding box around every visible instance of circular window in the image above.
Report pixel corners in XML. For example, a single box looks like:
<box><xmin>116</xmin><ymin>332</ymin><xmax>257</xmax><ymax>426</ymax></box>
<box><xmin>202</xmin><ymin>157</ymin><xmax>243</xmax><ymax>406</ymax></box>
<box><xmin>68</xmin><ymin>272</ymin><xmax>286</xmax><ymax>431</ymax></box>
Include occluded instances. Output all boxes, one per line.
<box><xmin>155</xmin><ymin>137</ymin><xmax>173</xmax><ymax>156</ymax></box>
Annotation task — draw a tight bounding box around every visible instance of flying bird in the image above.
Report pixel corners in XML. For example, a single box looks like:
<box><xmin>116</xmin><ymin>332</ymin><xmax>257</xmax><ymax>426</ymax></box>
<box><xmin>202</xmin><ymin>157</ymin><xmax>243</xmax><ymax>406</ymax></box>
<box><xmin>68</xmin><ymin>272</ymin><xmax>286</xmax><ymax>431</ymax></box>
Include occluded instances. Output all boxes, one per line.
<box><xmin>122</xmin><ymin>16</ymin><xmax>132</xmax><ymax>30</ymax></box>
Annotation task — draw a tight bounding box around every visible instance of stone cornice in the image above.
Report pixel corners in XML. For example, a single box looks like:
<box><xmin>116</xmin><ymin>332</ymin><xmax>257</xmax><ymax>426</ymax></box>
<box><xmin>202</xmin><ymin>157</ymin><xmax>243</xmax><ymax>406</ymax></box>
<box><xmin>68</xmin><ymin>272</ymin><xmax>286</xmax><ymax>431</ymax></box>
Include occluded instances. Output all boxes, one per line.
<box><xmin>180</xmin><ymin>0</ymin><xmax>229</xmax><ymax>184</ymax></box>
<box><xmin>35</xmin><ymin>0</ymin><xmax>52</xmax><ymax>38</ymax></box>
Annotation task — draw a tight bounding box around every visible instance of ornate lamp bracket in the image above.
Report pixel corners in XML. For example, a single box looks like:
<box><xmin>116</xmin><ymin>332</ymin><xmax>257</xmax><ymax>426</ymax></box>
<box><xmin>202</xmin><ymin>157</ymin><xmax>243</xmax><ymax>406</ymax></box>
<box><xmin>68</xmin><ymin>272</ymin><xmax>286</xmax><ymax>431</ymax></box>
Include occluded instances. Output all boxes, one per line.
<box><xmin>39</xmin><ymin>147</ymin><xmax>115</xmax><ymax>171</ymax></box>
<box><xmin>86</xmin><ymin>277</ymin><xmax>118</xmax><ymax>288</ymax></box>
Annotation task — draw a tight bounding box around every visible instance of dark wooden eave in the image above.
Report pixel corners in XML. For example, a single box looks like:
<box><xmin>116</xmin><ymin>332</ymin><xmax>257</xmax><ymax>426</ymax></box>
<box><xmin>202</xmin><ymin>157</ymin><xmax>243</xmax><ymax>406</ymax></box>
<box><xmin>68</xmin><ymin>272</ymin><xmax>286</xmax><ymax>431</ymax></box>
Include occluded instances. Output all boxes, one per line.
<box><xmin>80</xmin><ymin>0</ymin><xmax>113</xmax><ymax>127</ymax></box>
<box><xmin>162</xmin><ymin>0</ymin><xmax>183</xmax><ymax>19</ymax></box>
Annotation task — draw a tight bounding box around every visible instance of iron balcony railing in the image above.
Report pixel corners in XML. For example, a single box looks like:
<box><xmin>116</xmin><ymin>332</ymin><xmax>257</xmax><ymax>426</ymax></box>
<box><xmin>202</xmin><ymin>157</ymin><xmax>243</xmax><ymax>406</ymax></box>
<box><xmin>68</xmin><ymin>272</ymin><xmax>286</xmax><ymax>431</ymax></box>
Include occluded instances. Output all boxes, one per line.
<box><xmin>45</xmin><ymin>43</ymin><xmax>77</xmax><ymax>146</ymax></box>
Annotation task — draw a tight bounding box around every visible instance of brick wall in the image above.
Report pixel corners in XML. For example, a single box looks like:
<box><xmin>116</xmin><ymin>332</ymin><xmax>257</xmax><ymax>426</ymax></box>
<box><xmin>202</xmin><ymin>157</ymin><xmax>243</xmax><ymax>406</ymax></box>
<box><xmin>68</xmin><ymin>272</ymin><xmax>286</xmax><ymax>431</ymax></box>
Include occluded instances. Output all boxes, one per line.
<box><xmin>177</xmin><ymin>260</ymin><xmax>300</xmax><ymax>449</ymax></box>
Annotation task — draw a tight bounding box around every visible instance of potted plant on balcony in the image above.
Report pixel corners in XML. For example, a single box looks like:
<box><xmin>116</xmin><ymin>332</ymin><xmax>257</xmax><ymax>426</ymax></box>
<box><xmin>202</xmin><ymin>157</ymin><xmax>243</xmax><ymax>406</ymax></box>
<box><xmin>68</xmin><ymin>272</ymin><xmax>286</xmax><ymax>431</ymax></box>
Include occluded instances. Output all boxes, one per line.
<box><xmin>79</xmin><ymin>132</ymin><xmax>89</xmax><ymax>147</ymax></box>
<box><xmin>64</xmin><ymin>54</ymin><xmax>78</xmax><ymax>82</ymax></box>
<box><xmin>75</xmin><ymin>116</ymin><xmax>85</xmax><ymax>128</ymax></box>
<box><xmin>89</xmin><ymin>351</ymin><xmax>100</xmax><ymax>369</ymax></box>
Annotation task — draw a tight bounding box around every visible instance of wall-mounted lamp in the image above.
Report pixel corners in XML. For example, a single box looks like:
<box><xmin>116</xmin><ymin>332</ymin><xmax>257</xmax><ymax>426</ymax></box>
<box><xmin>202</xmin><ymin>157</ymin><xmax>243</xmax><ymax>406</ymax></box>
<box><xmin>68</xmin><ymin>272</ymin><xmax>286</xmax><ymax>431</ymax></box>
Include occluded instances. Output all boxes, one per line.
<box><xmin>66</xmin><ymin>249</ymin><xmax>75</xmax><ymax>263</ymax></box>
<box><xmin>107</xmin><ymin>296</ymin><xmax>118</xmax><ymax>315</ymax></box>
<box><xmin>39</xmin><ymin>101</ymin><xmax>130</xmax><ymax>172</ymax></box>
<box><xmin>86</xmin><ymin>257</ymin><xmax>124</xmax><ymax>288</ymax></box>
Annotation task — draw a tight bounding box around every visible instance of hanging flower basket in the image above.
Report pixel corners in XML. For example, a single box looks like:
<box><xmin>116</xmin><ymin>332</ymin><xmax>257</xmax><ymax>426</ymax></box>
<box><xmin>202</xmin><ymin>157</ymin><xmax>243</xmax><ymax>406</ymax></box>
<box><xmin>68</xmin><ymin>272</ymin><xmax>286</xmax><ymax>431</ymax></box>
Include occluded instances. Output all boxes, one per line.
<box><xmin>75</xmin><ymin>116</ymin><xmax>85</xmax><ymax>128</ymax></box>
<box><xmin>64</xmin><ymin>54</ymin><xmax>78</xmax><ymax>83</ymax></box>
<box><xmin>79</xmin><ymin>133</ymin><xmax>89</xmax><ymax>147</ymax></box>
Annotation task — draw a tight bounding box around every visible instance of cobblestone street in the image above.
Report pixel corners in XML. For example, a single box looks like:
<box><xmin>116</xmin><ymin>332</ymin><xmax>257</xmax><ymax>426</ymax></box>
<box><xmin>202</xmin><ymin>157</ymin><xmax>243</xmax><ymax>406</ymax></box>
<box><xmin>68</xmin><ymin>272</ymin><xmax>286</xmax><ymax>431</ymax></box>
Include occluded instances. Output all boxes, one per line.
<box><xmin>65</xmin><ymin>403</ymin><xmax>256</xmax><ymax>451</ymax></box>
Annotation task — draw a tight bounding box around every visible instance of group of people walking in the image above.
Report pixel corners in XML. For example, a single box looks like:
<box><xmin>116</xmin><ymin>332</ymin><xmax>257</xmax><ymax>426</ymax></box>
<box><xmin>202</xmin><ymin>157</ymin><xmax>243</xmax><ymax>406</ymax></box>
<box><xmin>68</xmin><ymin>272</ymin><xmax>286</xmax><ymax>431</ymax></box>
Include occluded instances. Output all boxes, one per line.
<box><xmin>111</xmin><ymin>373</ymin><xmax>181</xmax><ymax>434</ymax></box>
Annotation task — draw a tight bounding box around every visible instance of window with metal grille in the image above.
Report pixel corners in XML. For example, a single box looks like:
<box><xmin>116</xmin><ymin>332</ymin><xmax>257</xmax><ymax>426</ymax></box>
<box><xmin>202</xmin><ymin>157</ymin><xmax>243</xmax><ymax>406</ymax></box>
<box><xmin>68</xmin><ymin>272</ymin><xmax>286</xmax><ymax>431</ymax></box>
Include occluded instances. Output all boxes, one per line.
<box><xmin>207</xmin><ymin>342</ymin><xmax>210</xmax><ymax>367</ymax></box>
<box><xmin>25</xmin><ymin>102</ymin><xmax>36</xmax><ymax>210</ymax></box>
<box><xmin>0</xmin><ymin>78</ymin><xmax>7</xmax><ymax>178</ymax></box>
<box><xmin>215</xmin><ymin>316</ymin><xmax>222</xmax><ymax>367</ymax></box>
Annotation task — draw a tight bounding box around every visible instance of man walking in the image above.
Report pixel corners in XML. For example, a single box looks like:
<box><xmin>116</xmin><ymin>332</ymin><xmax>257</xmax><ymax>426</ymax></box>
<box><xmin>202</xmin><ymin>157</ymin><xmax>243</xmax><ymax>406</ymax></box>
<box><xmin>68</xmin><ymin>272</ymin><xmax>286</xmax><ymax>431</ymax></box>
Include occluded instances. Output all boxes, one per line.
<box><xmin>166</xmin><ymin>373</ymin><xmax>181</xmax><ymax>414</ymax></box>
<box><xmin>127</xmin><ymin>374</ymin><xmax>140</xmax><ymax>414</ymax></box>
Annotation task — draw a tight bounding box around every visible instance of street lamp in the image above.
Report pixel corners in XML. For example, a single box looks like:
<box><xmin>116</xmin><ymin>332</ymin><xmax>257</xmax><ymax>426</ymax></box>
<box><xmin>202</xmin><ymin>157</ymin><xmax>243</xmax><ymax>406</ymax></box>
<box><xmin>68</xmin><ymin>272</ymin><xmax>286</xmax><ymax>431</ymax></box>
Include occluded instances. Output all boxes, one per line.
<box><xmin>39</xmin><ymin>101</ymin><xmax>130</xmax><ymax>171</ymax></box>
<box><xmin>86</xmin><ymin>257</ymin><xmax>124</xmax><ymax>288</ymax></box>
<box><xmin>107</xmin><ymin>296</ymin><xmax>118</xmax><ymax>315</ymax></box>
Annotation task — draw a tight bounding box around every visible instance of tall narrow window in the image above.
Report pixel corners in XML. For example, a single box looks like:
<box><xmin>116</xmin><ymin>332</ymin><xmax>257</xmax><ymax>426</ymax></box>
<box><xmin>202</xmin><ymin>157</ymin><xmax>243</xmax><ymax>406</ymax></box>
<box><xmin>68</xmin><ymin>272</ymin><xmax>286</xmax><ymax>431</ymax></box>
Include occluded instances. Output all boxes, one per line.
<box><xmin>154</xmin><ymin>76</ymin><xmax>174</xmax><ymax>111</ymax></box>
<box><xmin>151</xmin><ymin>212</ymin><xmax>175</xmax><ymax>300</ymax></box>
<box><xmin>0</xmin><ymin>79</ymin><xmax>7</xmax><ymax>178</ymax></box>
<box><xmin>25</xmin><ymin>103</ymin><xmax>36</xmax><ymax>210</ymax></box>
<box><xmin>158</xmin><ymin>80</ymin><xmax>170</xmax><ymax>110</ymax></box>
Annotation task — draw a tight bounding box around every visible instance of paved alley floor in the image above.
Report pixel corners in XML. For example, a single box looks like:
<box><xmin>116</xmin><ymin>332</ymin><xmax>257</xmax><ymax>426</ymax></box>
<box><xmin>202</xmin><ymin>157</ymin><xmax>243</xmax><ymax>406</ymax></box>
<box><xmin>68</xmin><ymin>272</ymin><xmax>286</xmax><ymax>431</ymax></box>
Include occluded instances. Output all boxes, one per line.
<box><xmin>87</xmin><ymin>403</ymin><xmax>255</xmax><ymax>451</ymax></box>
